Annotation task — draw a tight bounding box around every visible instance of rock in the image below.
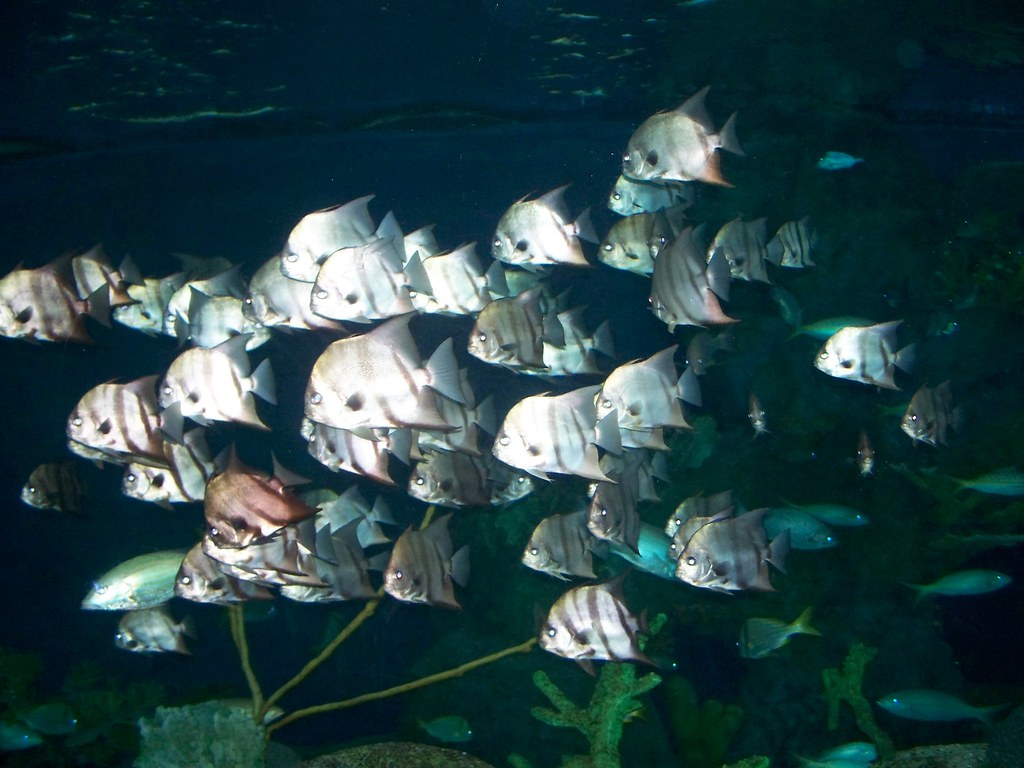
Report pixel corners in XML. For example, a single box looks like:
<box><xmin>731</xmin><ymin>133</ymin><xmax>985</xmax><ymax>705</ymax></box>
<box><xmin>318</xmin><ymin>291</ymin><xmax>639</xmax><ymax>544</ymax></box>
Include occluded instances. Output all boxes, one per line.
<box><xmin>301</xmin><ymin>741</ymin><xmax>495</xmax><ymax>768</ymax></box>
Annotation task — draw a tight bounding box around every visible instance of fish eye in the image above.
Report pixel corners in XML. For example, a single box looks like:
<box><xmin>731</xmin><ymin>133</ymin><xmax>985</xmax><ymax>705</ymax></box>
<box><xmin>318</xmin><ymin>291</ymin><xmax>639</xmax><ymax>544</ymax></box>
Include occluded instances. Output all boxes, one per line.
<box><xmin>71</xmin><ymin>416</ymin><xmax>83</xmax><ymax>427</ymax></box>
<box><xmin>612</xmin><ymin>192</ymin><xmax>621</xmax><ymax>200</ymax></box>
<box><xmin>125</xmin><ymin>474</ymin><xmax>136</xmax><ymax>485</ymax></box>
<box><xmin>415</xmin><ymin>477</ymin><xmax>425</xmax><ymax>486</ymax></box>
<box><xmin>515</xmin><ymin>239</ymin><xmax>529</xmax><ymax>252</ymax></box>
<box><xmin>394</xmin><ymin>570</ymin><xmax>403</xmax><ymax>580</ymax></box>
<box><xmin>498</xmin><ymin>435</ymin><xmax>510</xmax><ymax>446</ymax></box>
<box><xmin>179</xmin><ymin>575</ymin><xmax>192</xmax><ymax>585</ymax></box>
<box><xmin>315</xmin><ymin>289</ymin><xmax>328</xmax><ymax>300</ymax></box>
<box><xmin>95</xmin><ymin>584</ymin><xmax>107</xmax><ymax>594</ymax></box>
<box><xmin>27</xmin><ymin>485</ymin><xmax>36</xmax><ymax>493</ymax></box>
<box><xmin>493</xmin><ymin>238</ymin><xmax>501</xmax><ymax>248</ymax></box>
<box><xmin>546</xmin><ymin>626</ymin><xmax>557</xmax><ymax>637</ymax></box>
<box><xmin>477</xmin><ymin>332</ymin><xmax>487</xmax><ymax>342</ymax></box>
<box><xmin>600</xmin><ymin>508</ymin><xmax>608</xmax><ymax>517</ymax></box>
<box><xmin>686</xmin><ymin>556</ymin><xmax>696</xmax><ymax>566</ymax></box>
<box><xmin>603</xmin><ymin>244</ymin><xmax>613</xmax><ymax>252</ymax></box>
<box><xmin>310</xmin><ymin>392</ymin><xmax>323</xmax><ymax>405</ymax></box>
<box><xmin>529</xmin><ymin>547</ymin><xmax>538</xmax><ymax>555</ymax></box>
<box><xmin>244</xmin><ymin>296</ymin><xmax>253</xmax><ymax>305</ymax></box>
<box><xmin>209</xmin><ymin>526</ymin><xmax>219</xmax><ymax>537</ymax></box>
<box><xmin>162</xmin><ymin>385</ymin><xmax>173</xmax><ymax>395</ymax></box>
<box><xmin>818</xmin><ymin>351</ymin><xmax>829</xmax><ymax>360</ymax></box>
<box><xmin>621</xmin><ymin>152</ymin><xmax>630</xmax><ymax>163</ymax></box>
<box><xmin>285</xmin><ymin>253</ymin><xmax>298</xmax><ymax>262</ymax></box>
<box><xmin>601</xmin><ymin>399</ymin><xmax>611</xmax><ymax>409</ymax></box>
<box><xmin>909</xmin><ymin>414</ymin><xmax>918</xmax><ymax>422</ymax></box>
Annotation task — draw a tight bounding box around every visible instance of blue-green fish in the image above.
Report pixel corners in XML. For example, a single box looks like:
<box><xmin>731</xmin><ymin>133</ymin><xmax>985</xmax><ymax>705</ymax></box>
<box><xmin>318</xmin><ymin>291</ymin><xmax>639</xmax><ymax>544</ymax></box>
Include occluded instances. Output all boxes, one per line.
<box><xmin>780</xmin><ymin>499</ymin><xmax>870</xmax><ymax>527</ymax></box>
<box><xmin>797</xmin><ymin>741</ymin><xmax>878</xmax><ymax>767</ymax></box>
<box><xmin>419</xmin><ymin>715</ymin><xmax>473</xmax><ymax>743</ymax></box>
<box><xmin>0</xmin><ymin>722</ymin><xmax>42</xmax><ymax>751</ymax></box>
<box><xmin>956</xmin><ymin>467</ymin><xmax>1024</xmax><ymax>497</ymax></box>
<box><xmin>608</xmin><ymin>522</ymin><xmax>677</xmax><ymax>581</ymax></box>
<box><xmin>739</xmin><ymin>606</ymin><xmax>821</xmax><ymax>659</ymax></box>
<box><xmin>906</xmin><ymin>569</ymin><xmax>1012</xmax><ymax>605</ymax></box>
<box><xmin>765</xmin><ymin>508</ymin><xmax>838</xmax><ymax>550</ymax></box>
<box><xmin>876</xmin><ymin>689</ymin><xmax>1006</xmax><ymax>723</ymax></box>
<box><xmin>19</xmin><ymin>703</ymin><xmax>77</xmax><ymax>735</ymax></box>
<box><xmin>81</xmin><ymin>550</ymin><xmax>187</xmax><ymax>610</ymax></box>
<box><xmin>817</xmin><ymin>151</ymin><xmax>864</xmax><ymax>171</ymax></box>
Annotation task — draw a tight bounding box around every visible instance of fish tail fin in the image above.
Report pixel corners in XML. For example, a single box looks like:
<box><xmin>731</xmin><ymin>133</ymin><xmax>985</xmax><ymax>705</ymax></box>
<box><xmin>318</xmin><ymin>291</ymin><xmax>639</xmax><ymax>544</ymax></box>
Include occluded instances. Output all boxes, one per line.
<box><xmin>573</xmin><ymin>206</ymin><xmax>599</xmax><ymax>244</ymax></box>
<box><xmin>425</xmin><ymin>338</ymin><xmax>466</xmax><ymax>404</ymax></box>
<box><xmin>979</xmin><ymin>702</ymin><xmax>1010</xmax><ymax>725</ymax></box>
<box><xmin>699</xmin><ymin>151</ymin><xmax>734</xmax><ymax>188</ymax></box>
<box><xmin>894</xmin><ymin>343</ymin><xmax>916</xmax><ymax>374</ymax></box>
<box><xmin>677</xmin><ymin>366</ymin><xmax>702</xmax><ymax>407</ymax></box>
<box><xmin>85</xmin><ymin>285</ymin><xmax>112</xmax><ymax>328</ymax></box>
<box><xmin>717</xmin><ymin>112</ymin><xmax>745</xmax><ymax>157</ymax></box>
<box><xmin>766</xmin><ymin>528</ymin><xmax>790</xmax><ymax>574</ymax></box>
<box><xmin>792</xmin><ymin>606</ymin><xmax>822</xmax><ymax>637</ymax></box>
<box><xmin>251</xmin><ymin>358</ymin><xmax>277</xmax><ymax>405</ymax></box>
<box><xmin>591</xmin><ymin>319</ymin><xmax>615</xmax><ymax>359</ymax></box>
<box><xmin>179</xmin><ymin>615</ymin><xmax>199</xmax><ymax>639</ymax></box>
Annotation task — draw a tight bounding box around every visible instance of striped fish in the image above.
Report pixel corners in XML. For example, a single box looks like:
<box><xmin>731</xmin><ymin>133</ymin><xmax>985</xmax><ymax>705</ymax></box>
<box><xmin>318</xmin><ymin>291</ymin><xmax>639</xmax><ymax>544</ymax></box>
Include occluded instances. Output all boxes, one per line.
<box><xmin>113</xmin><ymin>273</ymin><xmax>189</xmax><ymax>336</ymax></box>
<box><xmin>163</xmin><ymin>265</ymin><xmax>246</xmax><ymax>340</ymax></box>
<box><xmin>664</xmin><ymin>489</ymin><xmax>735</xmax><ymax>539</ymax></box>
<box><xmin>175</xmin><ymin>542</ymin><xmax>275</xmax><ymax>604</ymax></box>
<box><xmin>541</xmin><ymin>310</ymin><xmax>615</xmax><ymax>377</ymax></box>
<box><xmin>310</xmin><ymin>236</ymin><xmax>416</xmax><ymax>322</ymax></box>
<box><xmin>766</xmin><ymin>217</ymin><xmax>817</xmax><ymax>268</ymax></box>
<box><xmin>203</xmin><ymin>450</ymin><xmax>318</xmax><ymax>548</ymax></box>
<box><xmin>159</xmin><ymin>334</ymin><xmax>276</xmax><ymax>434</ymax></box>
<box><xmin>71</xmin><ymin>245</ymin><xmax>139</xmax><ymax>308</ymax></box>
<box><xmin>607</xmin><ymin>174</ymin><xmax>695</xmax><ymax>216</ymax></box>
<box><xmin>121</xmin><ymin>428</ymin><xmax>214</xmax><ymax>506</ymax></box>
<box><xmin>67</xmin><ymin>376</ymin><xmax>167</xmax><ymax>467</ymax></box>
<box><xmin>901</xmin><ymin>380</ymin><xmax>961</xmax><ymax>446</ymax></box>
<box><xmin>384</xmin><ymin>513</ymin><xmax>469</xmax><ymax>610</ymax></box>
<box><xmin>596</xmin><ymin>346</ymin><xmax>700</xmax><ymax>433</ymax></box>
<box><xmin>522</xmin><ymin>509</ymin><xmax>597</xmax><ymax>580</ymax></box>
<box><xmin>0</xmin><ymin>258</ymin><xmax>108</xmax><ymax>343</ymax></box>
<box><xmin>709</xmin><ymin>217</ymin><xmax>771</xmax><ymax>283</ymax></box>
<box><xmin>417</xmin><ymin>369</ymin><xmax>494</xmax><ymax>457</ymax></box>
<box><xmin>467</xmin><ymin>286</ymin><xmax>560</xmax><ymax>370</ymax></box>
<box><xmin>814</xmin><ymin>320</ymin><xmax>915</xmax><ymax>389</ymax></box>
<box><xmin>674</xmin><ymin>508</ymin><xmax>789</xmax><ymax>593</ymax></box>
<box><xmin>244</xmin><ymin>254</ymin><xmax>345</xmax><ymax>332</ymax></box>
<box><xmin>539</xmin><ymin>573</ymin><xmax>655</xmax><ymax>671</ymax></box>
<box><xmin>598</xmin><ymin>204</ymin><xmax>688</xmax><ymax>276</ymax></box>
<box><xmin>650</xmin><ymin>227</ymin><xmax>737</xmax><ymax>331</ymax></box>
<box><xmin>492</xmin><ymin>185</ymin><xmax>595</xmax><ymax>269</ymax></box>
<box><xmin>412</xmin><ymin>242</ymin><xmax>502</xmax><ymax>316</ymax></box>
<box><xmin>305</xmin><ymin>315</ymin><xmax>464</xmax><ymax>434</ymax></box>
<box><xmin>488</xmin><ymin>459</ymin><xmax>536</xmax><ymax>505</ymax></box>
<box><xmin>301</xmin><ymin>418</ymin><xmax>409</xmax><ymax>485</ymax></box>
<box><xmin>313</xmin><ymin>486</ymin><xmax>394</xmax><ymax>548</ymax></box>
<box><xmin>203</xmin><ymin>518</ymin><xmax>325</xmax><ymax>588</ymax></box>
<box><xmin>622</xmin><ymin>86</ymin><xmax>744</xmax><ymax>187</ymax></box>
<box><xmin>408</xmin><ymin>451</ymin><xmax>493</xmax><ymax>508</ymax></box>
<box><xmin>21</xmin><ymin>461</ymin><xmax>85</xmax><ymax>515</ymax></box>
<box><xmin>587</xmin><ymin>451</ymin><xmax>646</xmax><ymax>553</ymax></box>
<box><xmin>493</xmin><ymin>386</ymin><xmax>618</xmax><ymax>482</ymax></box>
<box><xmin>186</xmin><ymin>291</ymin><xmax>271</xmax><ymax>350</ymax></box>
<box><xmin>280</xmin><ymin>195</ymin><xmax>378</xmax><ymax>282</ymax></box>
<box><xmin>305</xmin><ymin>519</ymin><xmax>376</xmax><ymax>600</ymax></box>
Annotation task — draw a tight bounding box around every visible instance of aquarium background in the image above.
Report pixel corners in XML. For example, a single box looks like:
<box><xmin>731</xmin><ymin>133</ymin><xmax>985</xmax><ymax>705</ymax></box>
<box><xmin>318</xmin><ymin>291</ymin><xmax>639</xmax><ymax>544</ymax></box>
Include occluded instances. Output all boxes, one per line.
<box><xmin>1</xmin><ymin>0</ymin><xmax>1023</xmax><ymax>766</ymax></box>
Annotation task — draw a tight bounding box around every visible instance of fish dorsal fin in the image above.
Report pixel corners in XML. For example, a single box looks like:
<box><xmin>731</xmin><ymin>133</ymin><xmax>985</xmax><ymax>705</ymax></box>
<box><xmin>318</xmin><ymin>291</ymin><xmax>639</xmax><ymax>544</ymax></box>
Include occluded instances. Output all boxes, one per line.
<box><xmin>424</xmin><ymin>338</ymin><xmax>466</xmax><ymax>404</ymax></box>
<box><xmin>645</xmin><ymin>345</ymin><xmax>679</xmax><ymax>384</ymax></box>
<box><xmin>676</xmin><ymin>85</ymin><xmax>713</xmax><ymax>129</ymax></box>
<box><xmin>375</xmin><ymin>210</ymin><xmax>404</xmax><ymax>242</ymax></box>
<box><xmin>677</xmin><ymin>366</ymin><xmax>702</xmax><ymax>407</ymax></box>
<box><xmin>214</xmin><ymin>333</ymin><xmax>254</xmax><ymax>375</ymax></box>
<box><xmin>536</xmin><ymin>184</ymin><xmax>571</xmax><ymax>217</ymax></box>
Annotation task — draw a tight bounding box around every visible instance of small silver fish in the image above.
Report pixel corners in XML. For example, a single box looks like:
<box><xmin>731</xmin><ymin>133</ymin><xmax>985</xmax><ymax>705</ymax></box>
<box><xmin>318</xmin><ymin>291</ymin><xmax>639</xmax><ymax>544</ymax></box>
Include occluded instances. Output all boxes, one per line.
<box><xmin>856</xmin><ymin>429</ymin><xmax>875</xmax><ymax>477</ymax></box>
<box><xmin>0</xmin><ymin>257</ymin><xmax>108</xmax><ymax>343</ymax></box>
<box><xmin>244</xmin><ymin>254</ymin><xmax>345</xmax><ymax>332</ymax></box>
<box><xmin>675</xmin><ymin>508</ymin><xmax>788</xmax><ymax>592</ymax></box>
<box><xmin>607</xmin><ymin>174</ymin><xmax>695</xmax><ymax>216</ymax></box>
<box><xmin>709</xmin><ymin>218</ymin><xmax>771</xmax><ymax>284</ymax></box>
<box><xmin>115</xmin><ymin>605</ymin><xmax>195</xmax><ymax>654</ymax></box>
<box><xmin>67</xmin><ymin>376</ymin><xmax>167</xmax><ymax>467</ymax></box>
<box><xmin>748</xmin><ymin>391</ymin><xmax>768</xmax><ymax>437</ymax></box>
<box><xmin>766</xmin><ymin>217</ymin><xmax>818</xmax><ymax>268</ymax></box>
<box><xmin>279</xmin><ymin>196</ymin><xmax>378</xmax><ymax>282</ymax></box>
<box><xmin>174</xmin><ymin>543</ymin><xmax>274</xmax><ymax>604</ymax></box>
<box><xmin>383</xmin><ymin>513</ymin><xmax>469</xmax><ymax>610</ymax></box>
<box><xmin>650</xmin><ymin>227</ymin><xmax>736</xmax><ymax>331</ymax></box>
<box><xmin>522</xmin><ymin>509</ymin><xmax>597</xmax><ymax>580</ymax></box>
<box><xmin>596</xmin><ymin>346</ymin><xmax>700</xmax><ymax>433</ymax></box>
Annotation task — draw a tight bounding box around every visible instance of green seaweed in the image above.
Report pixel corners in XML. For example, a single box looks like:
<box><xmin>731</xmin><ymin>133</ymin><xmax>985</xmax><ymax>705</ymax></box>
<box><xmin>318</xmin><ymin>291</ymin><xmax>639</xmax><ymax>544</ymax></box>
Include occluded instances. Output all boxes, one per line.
<box><xmin>661</xmin><ymin>677</ymin><xmax>743</xmax><ymax>768</ymax></box>
<box><xmin>521</xmin><ymin>614</ymin><xmax>666</xmax><ymax>768</ymax></box>
<box><xmin>821</xmin><ymin>643</ymin><xmax>894</xmax><ymax>759</ymax></box>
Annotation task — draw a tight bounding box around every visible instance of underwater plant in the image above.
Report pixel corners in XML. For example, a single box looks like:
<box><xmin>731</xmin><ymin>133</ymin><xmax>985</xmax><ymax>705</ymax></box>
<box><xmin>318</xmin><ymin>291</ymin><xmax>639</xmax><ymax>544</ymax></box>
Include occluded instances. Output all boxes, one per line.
<box><xmin>821</xmin><ymin>642</ymin><xmax>895</xmax><ymax>759</ymax></box>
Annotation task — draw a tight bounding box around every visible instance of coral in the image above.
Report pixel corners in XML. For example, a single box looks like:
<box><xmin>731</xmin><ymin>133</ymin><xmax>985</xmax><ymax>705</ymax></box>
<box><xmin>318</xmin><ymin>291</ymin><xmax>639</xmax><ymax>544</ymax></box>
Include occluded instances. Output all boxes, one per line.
<box><xmin>721</xmin><ymin>759</ymin><xmax>770</xmax><ymax>768</ymax></box>
<box><xmin>134</xmin><ymin>700</ymin><xmax>266</xmax><ymax>768</ymax></box>
<box><xmin>821</xmin><ymin>643</ymin><xmax>895</xmax><ymax>759</ymax></box>
<box><xmin>661</xmin><ymin>677</ymin><xmax>743</xmax><ymax>768</ymax></box>
<box><xmin>522</xmin><ymin>614</ymin><xmax>665</xmax><ymax>768</ymax></box>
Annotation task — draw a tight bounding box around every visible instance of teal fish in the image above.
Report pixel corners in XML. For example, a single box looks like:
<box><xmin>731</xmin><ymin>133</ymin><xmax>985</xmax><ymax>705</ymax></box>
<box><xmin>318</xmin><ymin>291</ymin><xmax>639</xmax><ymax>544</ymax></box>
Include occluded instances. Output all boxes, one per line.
<box><xmin>956</xmin><ymin>467</ymin><xmax>1024</xmax><ymax>496</ymax></box>
<box><xmin>607</xmin><ymin>522</ymin><xmax>677</xmax><ymax>581</ymax></box>
<box><xmin>817</xmin><ymin>151</ymin><xmax>864</xmax><ymax>170</ymax></box>
<box><xmin>419</xmin><ymin>715</ymin><xmax>473</xmax><ymax>743</ymax></box>
<box><xmin>81</xmin><ymin>550</ymin><xmax>187</xmax><ymax>610</ymax></box>
<box><xmin>0</xmin><ymin>722</ymin><xmax>42</xmax><ymax>750</ymax></box>
<box><xmin>797</xmin><ymin>741</ymin><xmax>879</xmax><ymax>767</ymax></box>
<box><xmin>765</xmin><ymin>508</ymin><xmax>838</xmax><ymax>550</ymax></box>
<box><xmin>906</xmin><ymin>569</ymin><xmax>1012</xmax><ymax>605</ymax></box>
<box><xmin>739</xmin><ymin>606</ymin><xmax>821</xmax><ymax>659</ymax></box>
<box><xmin>876</xmin><ymin>688</ymin><xmax>1006</xmax><ymax>723</ymax></box>
<box><xmin>780</xmin><ymin>499</ymin><xmax>870</xmax><ymax>527</ymax></box>
<box><xmin>790</xmin><ymin>316</ymin><xmax>874</xmax><ymax>341</ymax></box>
<box><xmin>19</xmin><ymin>703</ymin><xmax>77</xmax><ymax>735</ymax></box>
